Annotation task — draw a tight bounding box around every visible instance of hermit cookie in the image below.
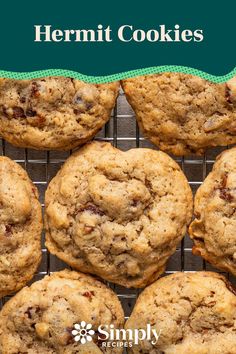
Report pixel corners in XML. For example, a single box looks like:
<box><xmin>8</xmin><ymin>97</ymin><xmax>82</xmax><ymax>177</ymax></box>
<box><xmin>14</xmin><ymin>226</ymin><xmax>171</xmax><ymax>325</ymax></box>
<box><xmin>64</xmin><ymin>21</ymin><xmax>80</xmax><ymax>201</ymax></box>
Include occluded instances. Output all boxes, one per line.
<box><xmin>0</xmin><ymin>156</ymin><xmax>42</xmax><ymax>298</ymax></box>
<box><xmin>122</xmin><ymin>73</ymin><xmax>236</xmax><ymax>156</ymax></box>
<box><xmin>45</xmin><ymin>141</ymin><xmax>192</xmax><ymax>288</ymax></box>
<box><xmin>125</xmin><ymin>271</ymin><xmax>236</xmax><ymax>353</ymax></box>
<box><xmin>0</xmin><ymin>270</ymin><xmax>124</xmax><ymax>354</ymax></box>
<box><xmin>0</xmin><ymin>77</ymin><xmax>119</xmax><ymax>150</ymax></box>
<box><xmin>189</xmin><ymin>147</ymin><xmax>236</xmax><ymax>275</ymax></box>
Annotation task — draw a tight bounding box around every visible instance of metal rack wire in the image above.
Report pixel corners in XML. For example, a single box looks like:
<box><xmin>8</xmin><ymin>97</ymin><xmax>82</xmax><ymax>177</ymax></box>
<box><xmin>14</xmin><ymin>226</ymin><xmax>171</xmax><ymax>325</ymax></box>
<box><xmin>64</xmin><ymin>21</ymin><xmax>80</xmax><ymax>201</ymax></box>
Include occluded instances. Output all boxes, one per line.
<box><xmin>0</xmin><ymin>89</ymin><xmax>235</xmax><ymax>349</ymax></box>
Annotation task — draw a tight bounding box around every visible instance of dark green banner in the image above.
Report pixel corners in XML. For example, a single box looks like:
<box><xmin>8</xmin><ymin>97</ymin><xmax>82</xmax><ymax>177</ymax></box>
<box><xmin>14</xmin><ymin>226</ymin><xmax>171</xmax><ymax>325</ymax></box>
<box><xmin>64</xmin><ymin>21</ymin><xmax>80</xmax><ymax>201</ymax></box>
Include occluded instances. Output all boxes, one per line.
<box><xmin>0</xmin><ymin>0</ymin><xmax>235</xmax><ymax>77</ymax></box>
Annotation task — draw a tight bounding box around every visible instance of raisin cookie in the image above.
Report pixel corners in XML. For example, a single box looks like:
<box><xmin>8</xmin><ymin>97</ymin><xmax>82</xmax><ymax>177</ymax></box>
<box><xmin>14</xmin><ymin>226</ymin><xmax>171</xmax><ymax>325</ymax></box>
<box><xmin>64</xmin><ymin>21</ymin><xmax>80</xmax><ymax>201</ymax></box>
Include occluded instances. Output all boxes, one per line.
<box><xmin>125</xmin><ymin>271</ymin><xmax>236</xmax><ymax>353</ymax></box>
<box><xmin>45</xmin><ymin>141</ymin><xmax>192</xmax><ymax>288</ymax></box>
<box><xmin>189</xmin><ymin>147</ymin><xmax>236</xmax><ymax>275</ymax></box>
<box><xmin>122</xmin><ymin>73</ymin><xmax>236</xmax><ymax>156</ymax></box>
<box><xmin>0</xmin><ymin>270</ymin><xmax>124</xmax><ymax>354</ymax></box>
<box><xmin>0</xmin><ymin>156</ymin><xmax>42</xmax><ymax>297</ymax></box>
<box><xmin>0</xmin><ymin>77</ymin><xmax>119</xmax><ymax>150</ymax></box>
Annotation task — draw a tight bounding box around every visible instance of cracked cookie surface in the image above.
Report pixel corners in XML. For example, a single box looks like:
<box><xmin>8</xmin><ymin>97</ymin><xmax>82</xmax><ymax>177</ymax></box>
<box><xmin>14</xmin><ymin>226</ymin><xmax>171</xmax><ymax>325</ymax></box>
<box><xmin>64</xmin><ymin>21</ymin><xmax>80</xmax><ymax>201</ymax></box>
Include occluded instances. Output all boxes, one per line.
<box><xmin>122</xmin><ymin>73</ymin><xmax>236</xmax><ymax>156</ymax></box>
<box><xmin>189</xmin><ymin>147</ymin><xmax>236</xmax><ymax>275</ymax></box>
<box><xmin>45</xmin><ymin>141</ymin><xmax>192</xmax><ymax>288</ymax></box>
<box><xmin>0</xmin><ymin>270</ymin><xmax>124</xmax><ymax>354</ymax></box>
<box><xmin>0</xmin><ymin>77</ymin><xmax>119</xmax><ymax>150</ymax></box>
<box><xmin>0</xmin><ymin>156</ymin><xmax>42</xmax><ymax>297</ymax></box>
<box><xmin>126</xmin><ymin>271</ymin><xmax>236</xmax><ymax>354</ymax></box>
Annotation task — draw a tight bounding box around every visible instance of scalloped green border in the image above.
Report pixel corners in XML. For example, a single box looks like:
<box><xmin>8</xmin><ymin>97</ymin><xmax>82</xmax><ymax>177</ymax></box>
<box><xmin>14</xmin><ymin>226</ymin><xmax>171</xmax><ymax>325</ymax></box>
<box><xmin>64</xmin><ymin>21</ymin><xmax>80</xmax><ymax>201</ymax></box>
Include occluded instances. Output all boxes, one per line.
<box><xmin>0</xmin><ymin>66</ymin><xmax>235</xmax><ymax>83</ymax></box>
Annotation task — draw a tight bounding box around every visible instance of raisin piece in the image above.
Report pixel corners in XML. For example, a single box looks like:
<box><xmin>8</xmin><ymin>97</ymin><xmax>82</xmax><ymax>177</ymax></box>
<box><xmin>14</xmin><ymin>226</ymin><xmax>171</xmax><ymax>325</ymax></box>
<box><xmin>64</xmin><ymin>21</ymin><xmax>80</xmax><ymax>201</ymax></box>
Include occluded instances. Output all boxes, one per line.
<box><xmin>74</xmin><ymin>95</ymin><xmax>83</xmax><ymax>104</ymax></box>
<box><xmin>27</xmin><ymin>115</ymin><xmax>46</xmax><ymax>127</ymax></box>
<box><xmin>20</xmin><ymin>96</ymin><xmax>26</xmax><ymax>103</ymax></box>
<box><xmin>226</xmin><ymin>86</ymin><xmax>233</xmax><ymax>104</ymax></box>
<box><xmin>26</xmin><ymin>109</ymin><xmax>37</xmax><ymax>117</ymax></box>
<box><xmin>86</xmin><ymin>102</ymin><xmax>94</xmax><ymax>110</ymax></box>
<box><xmin>86</xmin><ymin>204</ymin><xmax>104</xmax><ymax>216</ymax></box>
<box><xmin>2</xmin><ymin>107</ymin><xmax>8</xmax><ymax>116</ymax></box>
<box><xmin>78</xmin><ymin>204</ymin><xmax>104</xmax><ymax>216</ymax></box>
<box><xmin>25</xmin><ymin>306</ymin><xmax>40</xmax><ymax>319</ymax></box>
<box><xmin>31</xmin><ymin>82</ymin><xmax>40</xmax><ymax>97</ymax></box>
<box><xmin>221</xmin><ymin>174</ymin><xmax>228</xmax><ymax>188</ymax></box>
<box><xmin>131</xmin><ymin>200</ymin><xmax>138</xmax><ymax>207</ymax></box>
<box><xmin>83</xmin><ymin>291</ymin><xmax>95</xmax><ymax>301</ymax></box>
<box><xmin>12</xmin><ymin>107</ymin><xmax>25</xmax><ymax>118</ymax></box>
<box><xmin>74</xmin><ymin>108</ymin><xmax>85</xmax><ymax>115</ymax></box>
<box><xmin>73</xmin><ymin>94</ymin><xmax>94</xmax><ymax>111</ymax></box>
<box><xmin>219</xmin><ymin>188</ymin><xmax>233</xmax><ymax>202</ymax></box>
<box><xmin>218</xmin><ymin>174</ymin><xmax>233</xmax><ymax>202</ymax></box>
<box><xmin>25</xmin><ymin>307</ymin><xmax>33</xmax><ymax>319</ymax></box>
<box><xmin>65</xmin><ymin>327</ymin><xmax>75</xmax><ymax>344</ymax></box>
<box><xmin>5</xmin><ymin>225</ymin><xmax>12</xmax><ymax>236</ymax></box>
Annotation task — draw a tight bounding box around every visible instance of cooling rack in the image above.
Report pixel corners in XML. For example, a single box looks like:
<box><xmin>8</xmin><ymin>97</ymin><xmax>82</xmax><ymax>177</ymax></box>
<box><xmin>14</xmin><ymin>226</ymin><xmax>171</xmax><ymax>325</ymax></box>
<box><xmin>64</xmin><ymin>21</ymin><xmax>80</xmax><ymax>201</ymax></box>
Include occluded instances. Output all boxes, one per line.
<box><xmin>0</xmin><ymin>88</ymin><xmax>235</xmax><ymax>353</ymax></box>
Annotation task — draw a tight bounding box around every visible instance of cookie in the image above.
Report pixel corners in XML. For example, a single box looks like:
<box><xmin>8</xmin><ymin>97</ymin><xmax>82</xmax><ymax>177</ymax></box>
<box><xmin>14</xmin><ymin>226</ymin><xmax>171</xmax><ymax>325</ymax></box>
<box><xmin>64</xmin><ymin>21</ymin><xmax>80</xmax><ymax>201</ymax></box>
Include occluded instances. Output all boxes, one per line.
<box><xmin>189</xmin><ymin>147</ymin><xmax>236</xmax><ymax>275</ymax></box>
<box><xmin>122</xmin><ymin>73</ymin><xmax>236</xmax><ymax>156</ymax></box>
<box><xmin>125</xmin><ymin>271</ymin><xmax>236</xmax><ymax>353</ymax></box>
<box><xmin>45</xmin><ymin>141</ymin><xmax>192</xmax><ymax>288</ymax></box>
<box><xmin>0</xmin><ymin>156</ymin><xmax>42</xmax><ymax>297</ymax></box>
<box><xmin>0</xmin><ymin>77</ymin><xmax>119</xmax><ymax>150</ymax></box>
<box><xmin>0</xmin><ymin>270</ymin><xmax>124</xmax><ymax>354</ymax></box>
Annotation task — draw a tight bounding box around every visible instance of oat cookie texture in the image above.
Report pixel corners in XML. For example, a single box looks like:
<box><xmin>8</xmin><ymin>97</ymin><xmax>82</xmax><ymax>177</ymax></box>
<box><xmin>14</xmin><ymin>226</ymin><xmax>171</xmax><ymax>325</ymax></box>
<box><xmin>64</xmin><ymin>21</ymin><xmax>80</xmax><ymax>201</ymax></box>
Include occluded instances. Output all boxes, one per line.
<box><xmin>189</xmin><ymin>147</ymin><xmax>236</xmax><ymax>275</ymax></box>
<box><xmin>122</xmin><ymin>73</ymin><xmax>236</xmax><ymax>156</ymax></box>
<box><xmin>126</xmin><ymin>271</ymin><xmax>236</xmax><ymax>354</ymax></box>
<box><xmin>0</xmin><ymin>156</ymin><xmax>42</xmax><ymax>297</ymax></box>
<box><xmin>0</xmin><ymin>77</ymin><xmax>119</xmax><ymax>150</ymax></box>
<box><xmin>45</xmin><ymin>141</ymin><xmax>193</xmax><ymax>288</ymax></box>
<box><xmin>0</xmin><ymin>270</ymin><xmax>124</xmax><ymax>354</ymax></box>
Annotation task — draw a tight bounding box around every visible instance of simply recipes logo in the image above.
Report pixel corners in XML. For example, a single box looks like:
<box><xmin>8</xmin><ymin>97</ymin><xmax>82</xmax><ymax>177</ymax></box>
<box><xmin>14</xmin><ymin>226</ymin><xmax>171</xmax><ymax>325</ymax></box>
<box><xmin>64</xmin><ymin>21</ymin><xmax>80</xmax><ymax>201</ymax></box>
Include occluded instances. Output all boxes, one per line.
<box><xmin>71</xmin><ymin>321</ymin><xmax>161</xmax><ymax>349</ymax></box>
<box><xmin>34</xmin><ymin>24</ymin><xmax>204</xmax><ymax>43</ymax></box>
<box><xmin>72</xmin><ymin>321</ymin><xmax>95</xmax><ymax>344</ymax></box>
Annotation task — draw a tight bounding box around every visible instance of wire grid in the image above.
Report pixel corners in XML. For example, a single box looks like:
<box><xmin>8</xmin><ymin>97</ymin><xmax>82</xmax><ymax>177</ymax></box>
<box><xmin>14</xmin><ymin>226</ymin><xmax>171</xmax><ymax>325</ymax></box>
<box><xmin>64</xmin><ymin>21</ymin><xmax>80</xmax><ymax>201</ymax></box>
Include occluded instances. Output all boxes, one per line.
<box><xmin>0</xmin><ymin>89</ymin><xmax>235</xmax><ymax>342</ymax></box>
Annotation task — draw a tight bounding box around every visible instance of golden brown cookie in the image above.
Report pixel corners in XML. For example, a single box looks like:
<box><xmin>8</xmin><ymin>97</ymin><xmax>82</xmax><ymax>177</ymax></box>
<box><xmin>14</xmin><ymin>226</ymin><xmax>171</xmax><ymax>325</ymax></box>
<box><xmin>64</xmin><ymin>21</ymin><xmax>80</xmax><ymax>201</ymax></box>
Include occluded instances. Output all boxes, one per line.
<box><xmin>126</xmin><ymin>271</ymin><xmax>236</xmax><ymax>353</ymax></box>
<box><xmin>0</xmin><ymin>270</ymin><xmax>124</xmax><ymax>354</ymax></box>
<box><xmin>122</xmin><ymin>73</ymin><xmax>236</xmax><ymax>156</ymax></box>
<box><xmin>0</xmin><ymin>77</ymin><xmax>119</xmax><ymax>150</ymax></box>
<box><xmin>189</xmin><ymin>147</ymin><xmax>236</xmax><ymax>275</ymax></box>
<box><xmin>45</xmin><ymin>141</ymin><xmax>192</xmax><ymax>288</ymax></box>
<box><xmin>0</xmin><ymin>156</ymin><xmax>42</xmax><ymax>297</ymax></box>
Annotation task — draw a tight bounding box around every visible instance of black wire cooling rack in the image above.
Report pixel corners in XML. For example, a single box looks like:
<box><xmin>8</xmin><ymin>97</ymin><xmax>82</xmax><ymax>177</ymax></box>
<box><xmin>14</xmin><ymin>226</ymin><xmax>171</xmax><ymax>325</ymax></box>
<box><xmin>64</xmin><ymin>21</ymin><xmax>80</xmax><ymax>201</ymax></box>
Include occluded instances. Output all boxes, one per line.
<box><xmin>0</xmin><ymin>88</ymin><xmax>235</xmax><ymax>353</ymax></box>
